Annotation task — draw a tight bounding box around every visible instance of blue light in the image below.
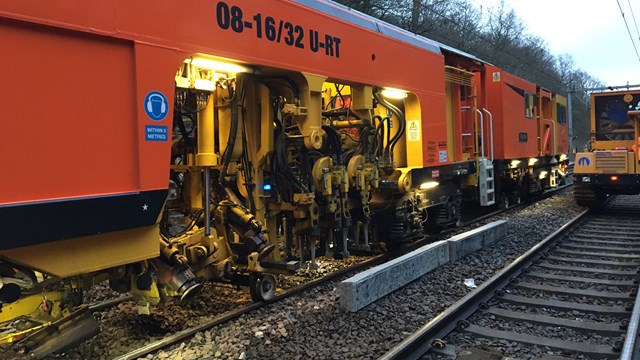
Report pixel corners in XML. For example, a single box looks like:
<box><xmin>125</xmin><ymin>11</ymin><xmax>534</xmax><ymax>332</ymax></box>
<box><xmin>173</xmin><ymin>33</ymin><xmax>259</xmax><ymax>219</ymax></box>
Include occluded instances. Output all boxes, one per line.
<box><xmin>263</xmin><ymin>184</ymin><xmax>272</xmax><ymax>191</ymax></box>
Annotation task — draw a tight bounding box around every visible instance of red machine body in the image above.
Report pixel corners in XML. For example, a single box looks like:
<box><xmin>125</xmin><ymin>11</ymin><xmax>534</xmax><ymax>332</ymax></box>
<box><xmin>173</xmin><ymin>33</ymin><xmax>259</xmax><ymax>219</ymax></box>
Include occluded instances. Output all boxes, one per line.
<box><xmin>0</xmin><ymin>0</ymin><xmax>448</xmax><ymax>250</ymax></box>
<box><xmin>0</xmin><ymin>3</ymin><xmax>571</xmax><ymax>347</ymax></box>
<box><xmin>485</xmin><ymin>65</ymin><xmax>540</xmax><ymax>160</ymax></box>
<box><xmin>0</xmin><ymin>0</ymin><xmax>568</xmax><ymax>268</ymax></box>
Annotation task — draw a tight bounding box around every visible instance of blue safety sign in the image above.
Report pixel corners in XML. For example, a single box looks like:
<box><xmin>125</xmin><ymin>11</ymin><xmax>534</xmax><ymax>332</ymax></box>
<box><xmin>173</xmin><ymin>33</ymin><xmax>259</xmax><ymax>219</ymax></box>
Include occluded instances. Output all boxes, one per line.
<box><xmin>145</xmin><ymin>125</ymin><xmax>168</xmax><ymax>142</ymax></box>
<box><xmin>144</xmin><ymin>91</ymin><xmax>169</xmax><ymax>121</ymax></box>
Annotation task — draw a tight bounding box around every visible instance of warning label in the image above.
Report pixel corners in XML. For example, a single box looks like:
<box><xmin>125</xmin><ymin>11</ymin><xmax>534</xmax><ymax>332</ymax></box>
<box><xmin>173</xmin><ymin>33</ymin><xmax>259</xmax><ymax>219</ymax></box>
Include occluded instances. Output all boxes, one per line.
<box><xmin>439</xmin><ymin>150</ymin><xmax>448</xmax><ymax>163</ymax></box>
<box><xmin>145</xmin><ymin>125</ymin><xmax>168</xmax><ymax>142</ymax></box>
<box><xmin>408</xmin><ymin>120</ymin><xmax>420</xmax><ymax>141</ymax></box>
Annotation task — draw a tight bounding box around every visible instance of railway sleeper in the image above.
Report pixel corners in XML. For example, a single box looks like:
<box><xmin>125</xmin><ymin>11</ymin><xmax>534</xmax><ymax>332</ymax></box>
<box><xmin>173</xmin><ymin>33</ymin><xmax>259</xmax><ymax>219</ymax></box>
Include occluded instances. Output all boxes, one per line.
<box><xmin>574</xmin><ymin>184</ymin><xmax>607</xmax><ymax>208</ymax></box>
<box><xmin>465</xmin><ymin>324</ymin><xmax>621</xmax><ymax>359</ymax></box>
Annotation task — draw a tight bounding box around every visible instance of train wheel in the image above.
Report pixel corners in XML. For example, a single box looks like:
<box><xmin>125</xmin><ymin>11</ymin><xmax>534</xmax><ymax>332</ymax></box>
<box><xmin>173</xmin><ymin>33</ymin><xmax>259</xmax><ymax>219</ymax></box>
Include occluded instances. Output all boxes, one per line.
<box><xmin>427</xmin><ymin>195</ymin><xmax>461</xmax><ymax>231</ymax></box>
<box><xmin>249</xmin><ymin>273</ymin><xmax>277</xmax><ymax>302</ymax></box>
<box><xmin>498</xmin><ymin>193</ymin><xmax>509</xmax><ymax>210</ymax></box>
<box><xmin>446</xmin><ymin>195</ymin><xmax>461</xmax><ymax>227</ymax></box>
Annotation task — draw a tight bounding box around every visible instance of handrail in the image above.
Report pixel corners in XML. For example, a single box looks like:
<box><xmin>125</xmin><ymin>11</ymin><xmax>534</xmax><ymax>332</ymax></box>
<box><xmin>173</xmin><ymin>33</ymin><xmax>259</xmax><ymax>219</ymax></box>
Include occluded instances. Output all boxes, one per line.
<box><xmin>475</xmin><ymin>109</ymin><xmax>484</xmax><ymax>159</ymax></box>
<box><xmin>482</xmin><ymin>108</ymin><xmax>494</xmax><ymax>161</ymax></box>
<box><xmin>553</xmin><ymin>121</ymin><xmax>557</xmax><ymax>155</ymax></box>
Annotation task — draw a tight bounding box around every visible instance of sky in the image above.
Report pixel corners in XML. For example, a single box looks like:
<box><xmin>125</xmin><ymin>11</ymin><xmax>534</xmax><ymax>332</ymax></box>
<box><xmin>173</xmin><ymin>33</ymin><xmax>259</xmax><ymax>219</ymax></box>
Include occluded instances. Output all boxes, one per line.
<box><xmin>474</xmin><ymin>0</ymin><xmax>640</xmax><ymax>87</ymax></box>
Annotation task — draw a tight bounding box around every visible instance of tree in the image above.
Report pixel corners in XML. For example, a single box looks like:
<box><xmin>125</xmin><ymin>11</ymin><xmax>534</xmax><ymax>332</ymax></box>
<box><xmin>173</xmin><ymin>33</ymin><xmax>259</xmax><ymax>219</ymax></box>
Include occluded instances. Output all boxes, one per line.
<box><xmin>333</xmin><ymin>0</ymin><xmax>600</xmax><ymax>94</ymax></box>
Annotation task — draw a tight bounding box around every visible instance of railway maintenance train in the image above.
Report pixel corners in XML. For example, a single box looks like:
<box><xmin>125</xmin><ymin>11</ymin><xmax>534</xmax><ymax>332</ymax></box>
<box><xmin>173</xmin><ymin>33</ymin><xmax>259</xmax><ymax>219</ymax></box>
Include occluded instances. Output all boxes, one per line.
<box><xmin>574</xmin><ymin>88</ymin><xmax>640</xmax><ymax>206</ymax></box>
<box><xmin>0</xmin><ymin>0</ymin><xmax>569</xmax><ymax>353</ymax></box>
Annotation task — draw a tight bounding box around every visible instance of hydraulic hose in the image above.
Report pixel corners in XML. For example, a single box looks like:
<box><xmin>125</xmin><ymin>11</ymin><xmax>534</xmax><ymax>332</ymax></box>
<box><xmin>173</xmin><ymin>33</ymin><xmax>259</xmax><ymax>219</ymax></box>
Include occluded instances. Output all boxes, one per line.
<box><xmin>220</xmin><ymin>85</ymin><xmax>239</xmax><ymax>187</ymax></box>
<box><xmin>322</xmin><ymin>125</ymin><xmax>343</xmax><ymax>165</ymax></box>
<box><xmin>374</xmin><ymin>92</ymin><xmax>406</xmax><ymax>162</ymax></box>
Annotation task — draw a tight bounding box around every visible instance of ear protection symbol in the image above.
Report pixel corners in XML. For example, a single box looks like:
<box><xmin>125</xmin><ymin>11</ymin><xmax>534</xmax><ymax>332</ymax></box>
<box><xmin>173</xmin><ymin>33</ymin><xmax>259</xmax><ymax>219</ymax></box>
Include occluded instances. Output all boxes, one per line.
<box><xmin>146</xmin><ymin>93</ymin><xmax>166</xmax><ymax>114</ymax></box>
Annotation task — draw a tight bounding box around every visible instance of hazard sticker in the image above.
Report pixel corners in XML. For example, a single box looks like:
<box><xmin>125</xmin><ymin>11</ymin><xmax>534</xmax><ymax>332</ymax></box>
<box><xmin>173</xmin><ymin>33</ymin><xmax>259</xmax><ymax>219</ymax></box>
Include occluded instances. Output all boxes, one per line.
<box><xmin>492</xmin><ymin>72</ymin><xmax>501</xmax><ymax>82</ymax></box>
<box><xmin>439</xmin><ymin>150</ymin><xmax>448</xmax><ymax>163</ymax></box>
<box><xmin>144</xmin><ymin>91</ymin><xmax>169</xmax><ymax>121</ymax></box>
<box><xmin>408</xmin><ymin>120</ymin><xmax>420</xmax><ymax>141</ymax></box>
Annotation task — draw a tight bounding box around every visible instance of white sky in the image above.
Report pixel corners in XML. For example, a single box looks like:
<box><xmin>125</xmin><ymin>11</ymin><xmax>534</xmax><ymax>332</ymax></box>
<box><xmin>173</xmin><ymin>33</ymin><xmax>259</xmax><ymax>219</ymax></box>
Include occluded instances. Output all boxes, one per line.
<box><xmin>474</xmin><ymin>0</ymin><xmax>640</xmax><ymax>86</ymax></box>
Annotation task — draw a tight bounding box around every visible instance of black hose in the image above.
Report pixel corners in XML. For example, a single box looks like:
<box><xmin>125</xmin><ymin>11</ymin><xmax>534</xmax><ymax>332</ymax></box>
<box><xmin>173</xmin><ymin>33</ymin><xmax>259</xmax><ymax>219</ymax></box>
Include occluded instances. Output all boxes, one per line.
<box><xmin>258</xmin><ymin>76</ymin><xmax>299</xmax><ymax>98</ymax></box>
<box><xmin>374</xmin><ymin>92</ymin><xmax>406</xmax><ymax>162</ymax></box>
<box><xmin>321</xmin><ymin>110</ymin><xmax>362</xmax><ymax>119</ymax></box>
<box><xmin>386</xmin><ymin>103</ymin><xmax>405</xmax><ymax>156</ymax></box>
<box><xmin>359</xmin><ymin>126</ymin><xmax>370</xmax><ymax>160</ymax></box>
<box><xmin>386</xmin><ymin>115</ymin><xmax>391</xmax><ymax>157</ymax></box>
<box><xmin>372</xmin><ymin>115</ymin><xmax>382</xmax><ymax>159</ymax></box>
<box><xmin>219</xmin><ymin>85</ymin><xmax>238</xmax><ymax>187</ymax></box>
<box><xmin>299</xmin><ymin>146</ymin><xmax>313</xmax><ymax>192</ymax></box>
<box><xmin>272</xmin><ymin>99</ymin><xmax>308</xmax><ymax>196</ymax></box>
<box><xmin>322</xmin><ymin>125</ymin><xmax>343</xmax><ymax>165</ymax></box>
<box><xmin>374</xmin><ymin>115</ymin><xmax>390</xmax><ymax>160</ymax></box>
<box><xmin>374</xmin><ymin>94</ymin><xmax>395</xmax><ymax>152</ymax></box>
<box><xmin>240</xmin><ymin>112</ymin><xmax>256</xmax><ymax>213</ymax></box>
<box><xmin>173</xmin><ymin>110</ymin><xmax>193</xmax><ymax>149</ymax></box>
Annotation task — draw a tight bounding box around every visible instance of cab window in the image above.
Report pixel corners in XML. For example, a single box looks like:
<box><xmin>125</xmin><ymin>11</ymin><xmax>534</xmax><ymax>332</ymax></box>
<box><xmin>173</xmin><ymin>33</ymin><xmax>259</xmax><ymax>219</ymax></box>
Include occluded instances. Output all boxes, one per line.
<box><xmin>524</xmin><ymin>93</ymin><xmax>534</xmax><ymax>118</ymax></box>
<box><xmin>556</xmin><ymin>103</ymin><xmax>567</xmax><ymax>124</ymax></box>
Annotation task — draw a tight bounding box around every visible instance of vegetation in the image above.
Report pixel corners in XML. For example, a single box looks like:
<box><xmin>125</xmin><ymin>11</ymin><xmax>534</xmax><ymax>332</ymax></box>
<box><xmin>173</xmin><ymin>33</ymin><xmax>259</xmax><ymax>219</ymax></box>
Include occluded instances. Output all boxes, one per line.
<box><xmin>335</xmin><ymin>0</ymin><xmax>601</xmax><ymax>153</ymax></box>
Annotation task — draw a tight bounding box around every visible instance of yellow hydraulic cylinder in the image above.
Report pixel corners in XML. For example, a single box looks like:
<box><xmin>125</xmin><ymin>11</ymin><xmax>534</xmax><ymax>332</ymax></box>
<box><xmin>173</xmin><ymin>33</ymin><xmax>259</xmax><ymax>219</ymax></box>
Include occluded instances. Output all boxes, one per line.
<box><xmin>196</xmin><ymin>94</ymin><xmax>217</xmax><ymax>166</ymax></box>
<box><xmin>187</xmin><ymin>170</ymin><xmax>203</xmax><ymax>209</ymax></box>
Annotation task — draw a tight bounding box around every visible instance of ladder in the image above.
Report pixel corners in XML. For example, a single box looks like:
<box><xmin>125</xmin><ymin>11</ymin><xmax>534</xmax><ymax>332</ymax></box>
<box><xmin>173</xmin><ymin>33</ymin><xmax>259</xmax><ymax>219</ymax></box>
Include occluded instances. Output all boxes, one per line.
<box><xmin>478</xmin><ymin>158</ymin><xmax>495</xmax><ymax>206</ymax></box>
<box><xmin>475</xmin><ymin>108</ymin><xmax>495</xmax><ymax>206</ymax></box>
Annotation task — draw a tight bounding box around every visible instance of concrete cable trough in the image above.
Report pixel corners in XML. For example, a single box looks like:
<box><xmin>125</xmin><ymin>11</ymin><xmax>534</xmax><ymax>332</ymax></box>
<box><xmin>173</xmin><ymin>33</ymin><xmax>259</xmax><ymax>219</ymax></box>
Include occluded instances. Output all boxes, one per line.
<box><xmin>339</xmin><ymin>221</ymin><xmax>507</xmax><ymax>312</ymax></box>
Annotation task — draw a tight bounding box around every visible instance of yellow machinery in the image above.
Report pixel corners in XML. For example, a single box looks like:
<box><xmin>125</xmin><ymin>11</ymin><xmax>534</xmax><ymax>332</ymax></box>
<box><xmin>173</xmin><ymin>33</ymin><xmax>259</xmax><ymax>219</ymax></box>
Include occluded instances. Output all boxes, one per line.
<box><xmin>574</xmin><ymin>89</ymin><xmax>640</xmax><ymax>206</ymax></box>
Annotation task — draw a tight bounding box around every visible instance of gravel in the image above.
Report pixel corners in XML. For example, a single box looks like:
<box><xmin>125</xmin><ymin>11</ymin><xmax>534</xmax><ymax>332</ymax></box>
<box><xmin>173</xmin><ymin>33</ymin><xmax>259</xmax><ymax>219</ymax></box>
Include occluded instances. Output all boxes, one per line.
<box><xmin>1</xmin><ymin>188</ymin><xmax>587</xmax><ymax>360</ymax></box>
<box><xmin>149</xmin><ymin>189</ymin><xmax>583</xmax><ymax>360</ymax></box>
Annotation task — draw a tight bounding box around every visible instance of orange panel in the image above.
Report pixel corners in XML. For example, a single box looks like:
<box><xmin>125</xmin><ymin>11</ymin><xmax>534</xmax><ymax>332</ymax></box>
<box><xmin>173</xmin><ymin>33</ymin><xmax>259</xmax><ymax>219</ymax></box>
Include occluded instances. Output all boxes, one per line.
<box><xmin>133</xmin><ymin>44</ymin><xmax>182</xmax><ymax>191</ymax></box>
<box><xmin>419</xmin><ymin>90</ymin><xmax>448</xmax><ymax>167</ymax></box>
<box><xmin>0</xmin><ymin>21</ymin><xmax>137</xmax><ymax>204</ymax></box>
<box><xmin>556</xmin><ymin>117</ymin><xmax>569</xmax><ymax>154</ymax></box>
<box><xmin>485</xmin><ymin>66</ymin><xmax>538</xmax><ymax>160</ymax></box>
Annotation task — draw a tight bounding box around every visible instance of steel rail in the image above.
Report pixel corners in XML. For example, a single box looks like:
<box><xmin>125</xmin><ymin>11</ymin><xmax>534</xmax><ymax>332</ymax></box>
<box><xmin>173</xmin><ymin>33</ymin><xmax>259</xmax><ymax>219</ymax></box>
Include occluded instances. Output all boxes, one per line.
<box><xmin>88</xmin><ymin>295</ymin><xmax>133</xmax><ymax>312</ymax></box>
<box><xmin>620</xmin><ymin>280</ymin><xmax>640</xmax><ymax>359</ymax></box>
<box><xmin>378</xmin><ymin>207</ymin><xmax>590</xmax><ymax>360</ymax></box>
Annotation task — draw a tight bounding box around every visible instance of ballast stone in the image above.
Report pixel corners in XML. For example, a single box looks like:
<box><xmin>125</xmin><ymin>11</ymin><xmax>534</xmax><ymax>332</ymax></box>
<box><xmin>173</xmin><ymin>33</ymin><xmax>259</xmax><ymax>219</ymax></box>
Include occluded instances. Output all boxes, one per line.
<box><xmin>339</xmin><ymin>241</ymin><xmax>449</xmax><ymax>312</ymax></box>
<box><xmin>339</xmin><ymin>220</ymin><xmax>508</xmax><ymax>312</ymax></box>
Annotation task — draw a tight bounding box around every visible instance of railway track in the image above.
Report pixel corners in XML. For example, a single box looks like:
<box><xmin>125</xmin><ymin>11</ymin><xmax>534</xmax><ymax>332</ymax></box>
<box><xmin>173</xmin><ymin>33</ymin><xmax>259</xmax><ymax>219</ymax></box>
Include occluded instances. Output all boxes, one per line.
<box><xmin>102</xmin><ymin>209</ymin><xmax>527</xmax><ymax>358</ymax></box>
<box><xmin>381</xmin><ymin>194</ymin><xmax>640</xmax><ymax>360</ymax></box>
<box><xmin>105</xmin><ymin>187</ymin><xmax>573</xmax><ymax>360</ymax></box>
<box><xmin>10</xmin><ymin>237</ymin><xmax>429</xmax><ymax>358</ymax></box>
<box><xmin>5</xmin><ymin>186</ymin><xmax>573</xmax><ymax>359</ymax></box>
